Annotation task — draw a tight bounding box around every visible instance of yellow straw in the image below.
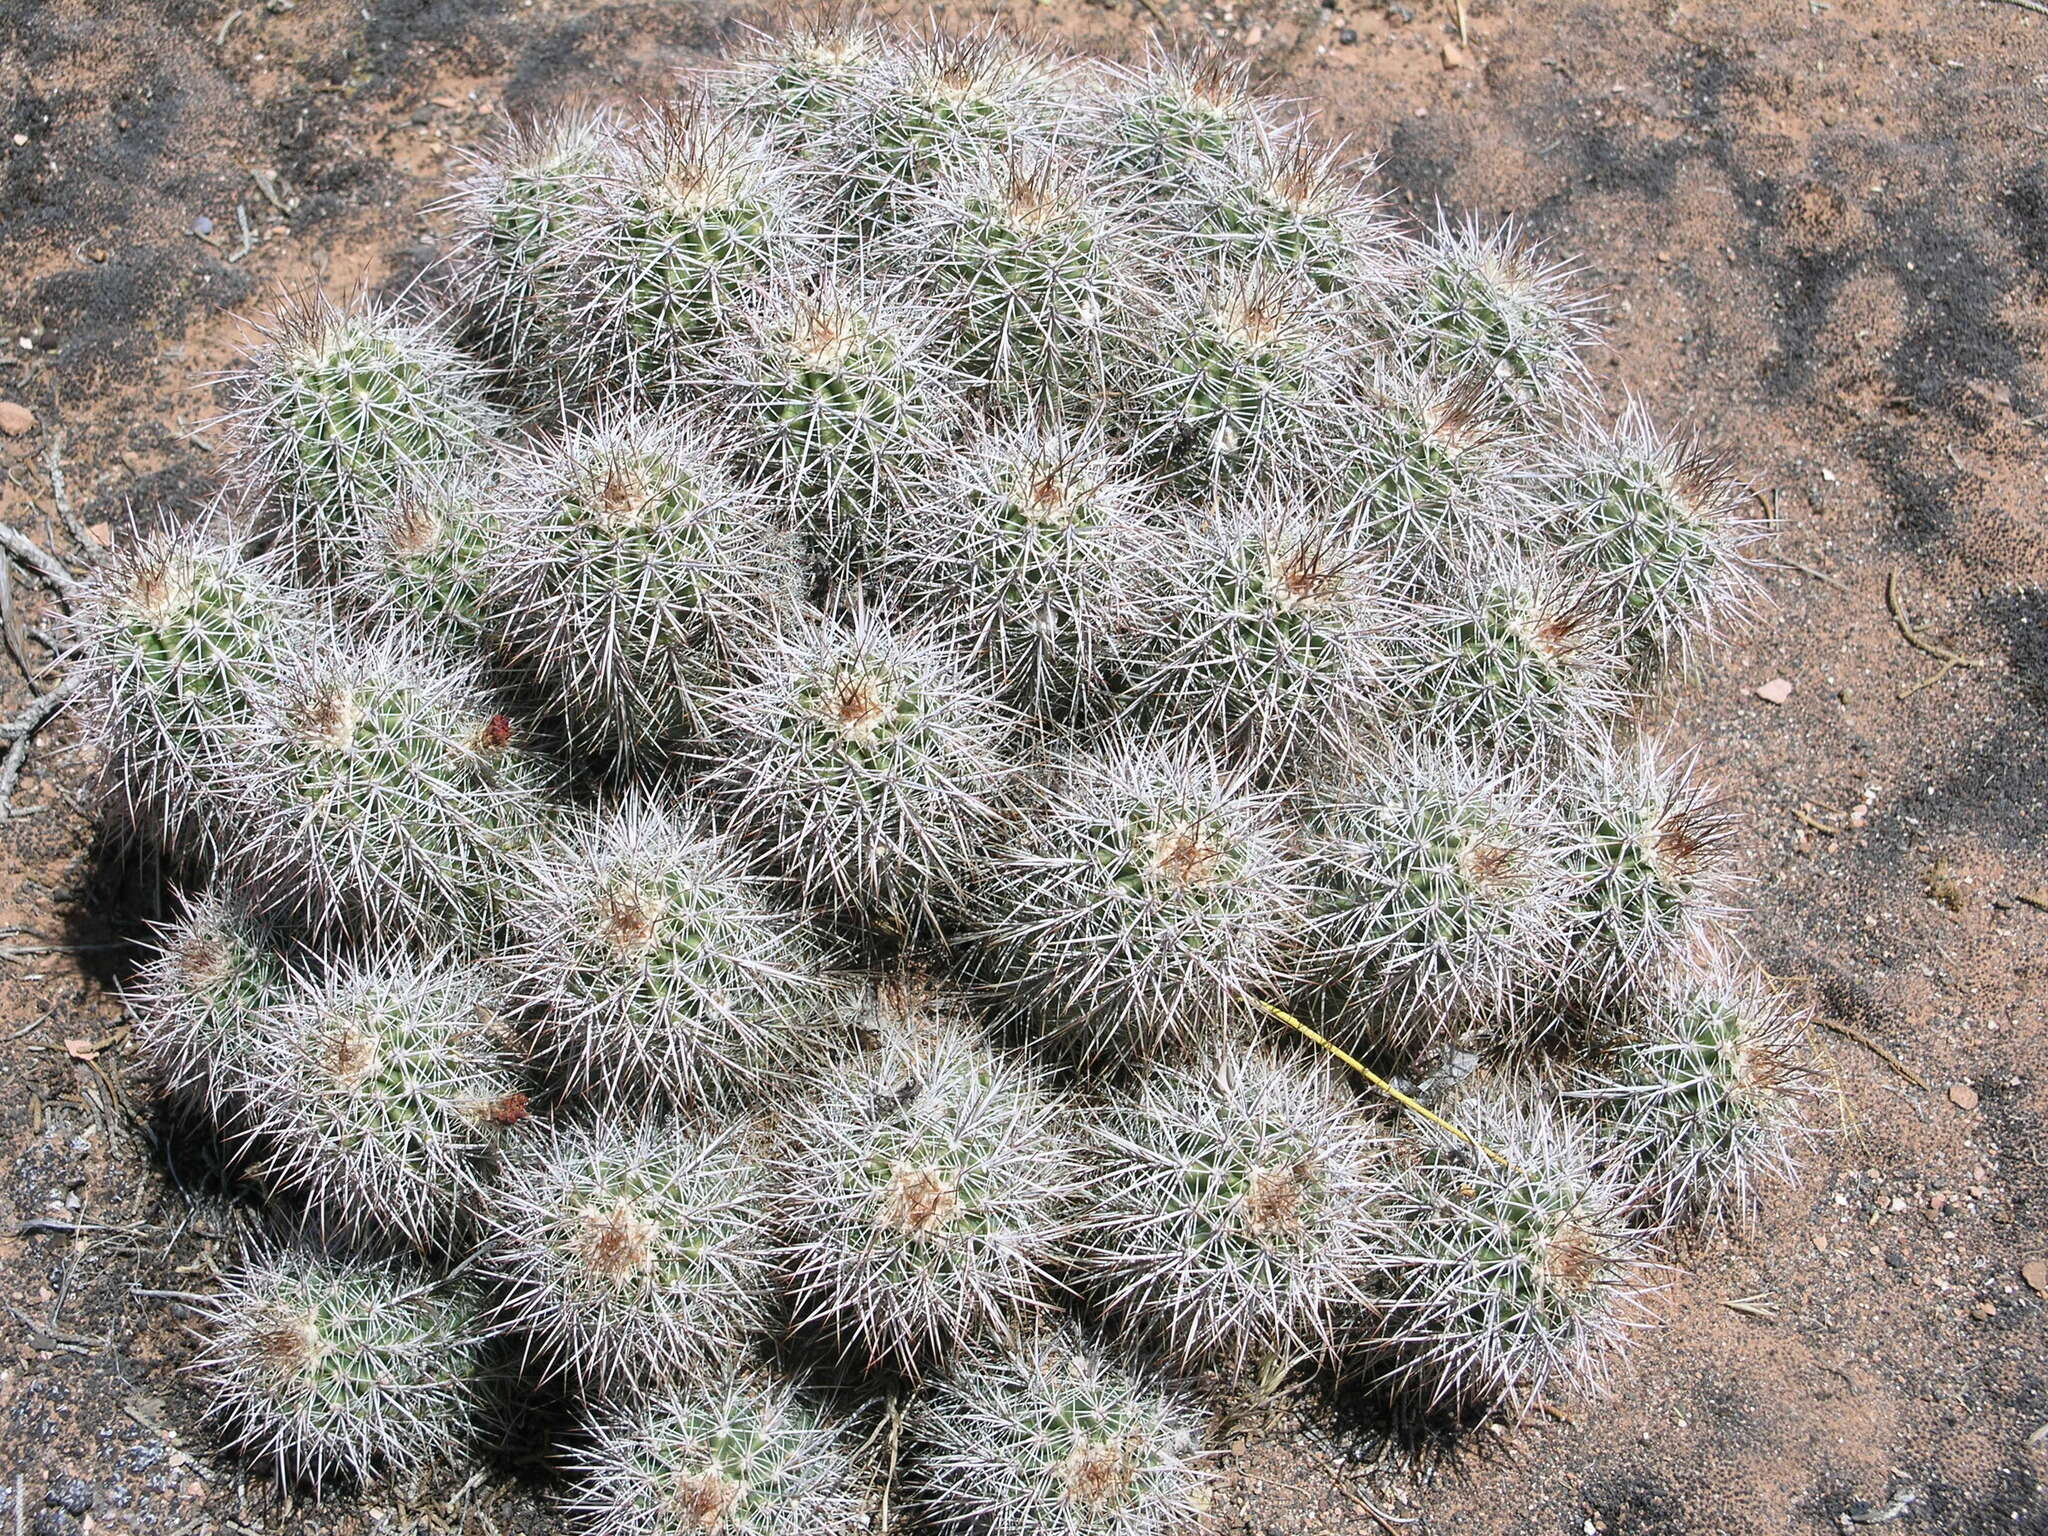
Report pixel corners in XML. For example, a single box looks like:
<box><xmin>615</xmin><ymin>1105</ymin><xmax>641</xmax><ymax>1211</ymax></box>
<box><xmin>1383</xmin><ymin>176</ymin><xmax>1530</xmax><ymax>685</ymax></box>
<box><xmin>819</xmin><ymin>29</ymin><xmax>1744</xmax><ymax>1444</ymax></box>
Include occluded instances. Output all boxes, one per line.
<box><xmin>1246</xmin><ymin>996</ymin><xmax>1518</xmax><ymax>1172</ymax></box>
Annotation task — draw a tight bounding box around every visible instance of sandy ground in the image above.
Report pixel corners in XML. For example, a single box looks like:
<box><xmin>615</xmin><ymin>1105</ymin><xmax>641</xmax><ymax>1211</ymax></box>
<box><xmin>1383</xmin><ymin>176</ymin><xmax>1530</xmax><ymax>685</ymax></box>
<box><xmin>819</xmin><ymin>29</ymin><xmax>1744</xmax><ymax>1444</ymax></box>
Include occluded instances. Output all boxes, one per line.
<box><xmin>0</xmin><ymin>1</ymin><xmax>2043</xmax><ymax>1532</ymax></box>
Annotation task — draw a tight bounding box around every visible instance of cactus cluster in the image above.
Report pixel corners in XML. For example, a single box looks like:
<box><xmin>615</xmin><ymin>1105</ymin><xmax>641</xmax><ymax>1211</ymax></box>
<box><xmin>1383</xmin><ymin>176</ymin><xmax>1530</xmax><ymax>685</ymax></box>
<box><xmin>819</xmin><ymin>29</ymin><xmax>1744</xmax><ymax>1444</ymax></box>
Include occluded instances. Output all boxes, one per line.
<box><xmin>73</xmin><ymin>18</ymin><xmax>1816</xmax><ymax>1529</ymax></box>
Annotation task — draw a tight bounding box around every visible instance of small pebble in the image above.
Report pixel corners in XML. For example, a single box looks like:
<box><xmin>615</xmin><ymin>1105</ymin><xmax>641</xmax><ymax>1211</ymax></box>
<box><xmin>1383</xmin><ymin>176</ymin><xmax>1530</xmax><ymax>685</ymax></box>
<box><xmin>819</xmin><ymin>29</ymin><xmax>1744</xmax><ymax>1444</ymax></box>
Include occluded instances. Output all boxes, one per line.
<box><xmin>0</xmin><ymin>400</ymin><xmax>34</xmax><ymax>437</ymax></box>
<box><xmin>1947</xmin><ymin>1083</ymin><xmax>1978</xmax><ymax>1111</ymax></box>
<box><xmin>45</xmin><ymin>1480</ymin><xmax>92</xmax><ymax>1518</ymax></box>
<box><xmin>190</xmin><ymin>214</ymin><xmax>213</xmax><ymax>236</ymax></box>
<box><xmin>1755</xmin><ymin>677</ymin><xmax>1794</xmax><ymax>704</ymax></box>
<box><xmin>1339</xmin><ymin>26</ymin><xmax>1358</xmax><ymax>44</ymax></box>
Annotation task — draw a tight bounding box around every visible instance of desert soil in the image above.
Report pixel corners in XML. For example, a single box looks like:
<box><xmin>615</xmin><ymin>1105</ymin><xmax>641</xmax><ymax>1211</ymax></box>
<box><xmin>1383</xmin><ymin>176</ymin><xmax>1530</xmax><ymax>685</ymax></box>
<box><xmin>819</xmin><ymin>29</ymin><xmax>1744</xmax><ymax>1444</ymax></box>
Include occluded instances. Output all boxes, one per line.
<box><xmin>0</xmin><ymin>1</ymin><xmax>2043</xmax><ymax>1532</ymax></box>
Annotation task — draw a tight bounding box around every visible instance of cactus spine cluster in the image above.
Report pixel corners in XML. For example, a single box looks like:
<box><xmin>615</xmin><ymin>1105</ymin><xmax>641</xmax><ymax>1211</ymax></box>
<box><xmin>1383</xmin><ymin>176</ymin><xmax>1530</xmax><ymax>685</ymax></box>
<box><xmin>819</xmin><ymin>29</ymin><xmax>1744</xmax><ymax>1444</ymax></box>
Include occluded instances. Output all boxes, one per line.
<box><xmin>1074</xmin><ymin>1047</ymin><xmax>1391</xmax><ymax>1374</ymax></box>
<box><xmin>62</xmin><ymin>18</ymin><xmax>1814</xmax><ymax>1530</ymax></box>
<box><xmin>1377</xmin><ymin>1090</ymin><xmax>1655</xmax><ymax>1412</ymax></box>
<box><xmin>483</xmin><ymin>1118</ymin><xmax>775</xmax><ymax>1396</ymax></box>
<box><xmin>903</xmin><ymin>1329</ymin><xmax>1210</xmax><ymax>1536</ymax></box>
<box><xmin>191</xmin><ymin>1252</ymin><xmax>482</xmax><ymax>1489</ymax></box>
<box><xmin>564</xmin><ymin>1370</ymin><xmax>869</xmax><ymax>1536</ymax></box>
<box><xmin>502</xmin><ymin>795</ymin><xmax>826</xmax><ymax>1110</ymax></box>
<box><xmin>234</xmin><ymin>953</ymin><xmax>526</xmax><ymax>1250</ymax></box>
<box><xmin>775</xmin><ymin>985</ymin><xmax>1080</xmax><ymax>1374</ymax></box>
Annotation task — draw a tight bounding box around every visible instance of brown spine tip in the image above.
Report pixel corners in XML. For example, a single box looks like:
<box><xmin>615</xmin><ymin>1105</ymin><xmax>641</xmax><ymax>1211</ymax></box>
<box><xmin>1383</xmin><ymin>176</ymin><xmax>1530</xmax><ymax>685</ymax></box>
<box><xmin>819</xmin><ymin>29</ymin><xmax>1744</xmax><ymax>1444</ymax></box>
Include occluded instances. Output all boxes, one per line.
<box><xmin>670</xmin><ymin>1468</ymin><xmax>740</xmax><ymax>1530</ymax></box>
<box><xmin>1061</xmin><ymin>1435</ymin><xmax>1138</xmax><ymax>1510</ymax></box>
<box><xmin>484</xmin><ymin>1092</ymin><xmax>531</xmax><ymax>1127</ymax></box>
<box><xmin>476</xmin><ymin>712</ymin><xmax>514</xmax><ymax>753</ymax></box>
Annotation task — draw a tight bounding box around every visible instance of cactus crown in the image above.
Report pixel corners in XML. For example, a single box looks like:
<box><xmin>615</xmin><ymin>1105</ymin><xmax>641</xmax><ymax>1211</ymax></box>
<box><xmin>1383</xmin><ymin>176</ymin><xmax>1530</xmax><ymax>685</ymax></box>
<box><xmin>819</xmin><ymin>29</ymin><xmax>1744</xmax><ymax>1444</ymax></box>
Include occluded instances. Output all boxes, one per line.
<box><xmin>233</xmin><ymin>295</ymin><xmax>502</xmax><ymax>573</ymax></box>
<box><xmin>488</xmin><ymin>412</ymin><xmax>796</xmax><ymax>759</ymax></box>
<box><xmin>1129</xmin><ymin>498</ymin><xmax>1389</xmax><ymax>775</ymax></box>
<box><xmin>224</xmin><ymin>630</ymin><xmax>549</xmax><ymax>941</ymax></box>
<box><xmin>727</xmin><ymin>13</ymin><xmax>889</xmax><ymax>148</ymax></box>
<box><xmin>1544</xmin><ymin>402</ymin><xmax>1763</xmax><ymax>669</ymax></box>
<box><xmin>575</xmin><ymin>98</ymin><xmax>809</xmax><ymax>391</ymax></box>
<box><xmin>1101</xmin><ymin>49</ymin><xmax>1264</xmax><ymax>180</ymax></box>
<box><xmin>1575</xmin><ymin>962</ymin><xmax>1816</xmax><ymax>1226</ymax></box>
<box><xmin>1390</xmin><ymin>218</ymin><xmax>1593</xmax><ymax>419</ymax></box>
<box><xmin>835</xmin><ymin>28</ymin><xmax>1066</xmax><ymax>229</ymax></box>
<box><xmin>718</xmin><ymin>609</ymin><xmax>1016</xmax><ymax>927</ymax></box>
<box><xmin>1382</xmin><ymin>1090</ymin><xmax>1655</xmax><ymax>1410</ymax></box>
<box><xmin>973</xmin><ymin>742</ymin><xmax>1309</xmax><ymax>1059</ymax></box>
<box><xmin>126</xmin><ymin>887</ymin><xmax>287</xmax><ymax>1120</ymax></box>
<box><xmin>888</xmin><ymin>416</ymin><xmax>1151</xmax><ymax>722</ymax></box>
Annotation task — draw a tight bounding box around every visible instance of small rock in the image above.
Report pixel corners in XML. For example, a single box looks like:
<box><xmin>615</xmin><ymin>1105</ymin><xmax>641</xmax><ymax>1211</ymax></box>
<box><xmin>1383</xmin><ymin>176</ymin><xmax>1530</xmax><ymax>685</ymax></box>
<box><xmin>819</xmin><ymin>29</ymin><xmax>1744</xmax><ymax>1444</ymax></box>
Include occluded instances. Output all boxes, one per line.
<box><xmin>1338</xmin><ymin>26</ymin><xmax>1358</xmax><ymax>43</ymax></box>
<box><xmin>1243</xmin><ymin>24</ymin><xmax>1264</xmax><ymax>45</ymax></box>
<box><xmin>0</xmin><ymin>400</ymin><xmax>34</xmax><ymax>437</ymax></box>
<box><xmin>2023</xmin><ymin>1259</ymin><xmax>2048</xmax><ymax>1297</ymax></box>
<box><xmin>1441</xmin><ymin>40</ymin><xmax>1469</xmax><ymax>69</ymax></box>
<box><xmin>1947</xmin><ymin>1083</ymin><xmax>1978</xmax><ymax>1111</ymax></box>
<box><xmin>190</xmin><ymin>214</ymin><xmax>214</xmax><ymax>237</ymax></box>
<box><xmin>29</xmin><ymin>1512</ymin><xmax>80</xmax><ymax>1536</ymax></box>
<box><xmin>1755</xmin><ymin>677</ymin><xmax>1794</xmax><ymax>705</ymax></box>
<box><xmin>1883</xmin><ymin>1249</ymin><xmax>1908</xmax><ymax>1271</ymax></box>
<box><xmin>45</xmin><ymin>1480</ymin><xmax>92</xmax><ymax>1518</ymax></box>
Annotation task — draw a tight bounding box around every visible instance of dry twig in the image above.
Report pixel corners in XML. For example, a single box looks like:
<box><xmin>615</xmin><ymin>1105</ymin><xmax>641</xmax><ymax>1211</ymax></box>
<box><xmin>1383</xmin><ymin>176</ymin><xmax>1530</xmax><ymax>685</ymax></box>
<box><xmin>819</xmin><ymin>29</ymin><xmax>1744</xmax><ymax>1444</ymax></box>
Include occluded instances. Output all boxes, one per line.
<box><xmin>0</xmin><ymin>673</ymin><xmax>81</xmax><ymax>812</ymax></box>
<box><xmin>1816</xmin><ymin>1016</ymin><xmax>1927</xmax><ymax>1090</ymax></box>
<box><xmin>1886</xmin><ymin>568</ymin><xmax>1986</xmax><ymax>673</ymax></box>
<box><xmin>0</xmin><ymin>523</ymin><xmax>80</xmax><ymax>604</ymax></box>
